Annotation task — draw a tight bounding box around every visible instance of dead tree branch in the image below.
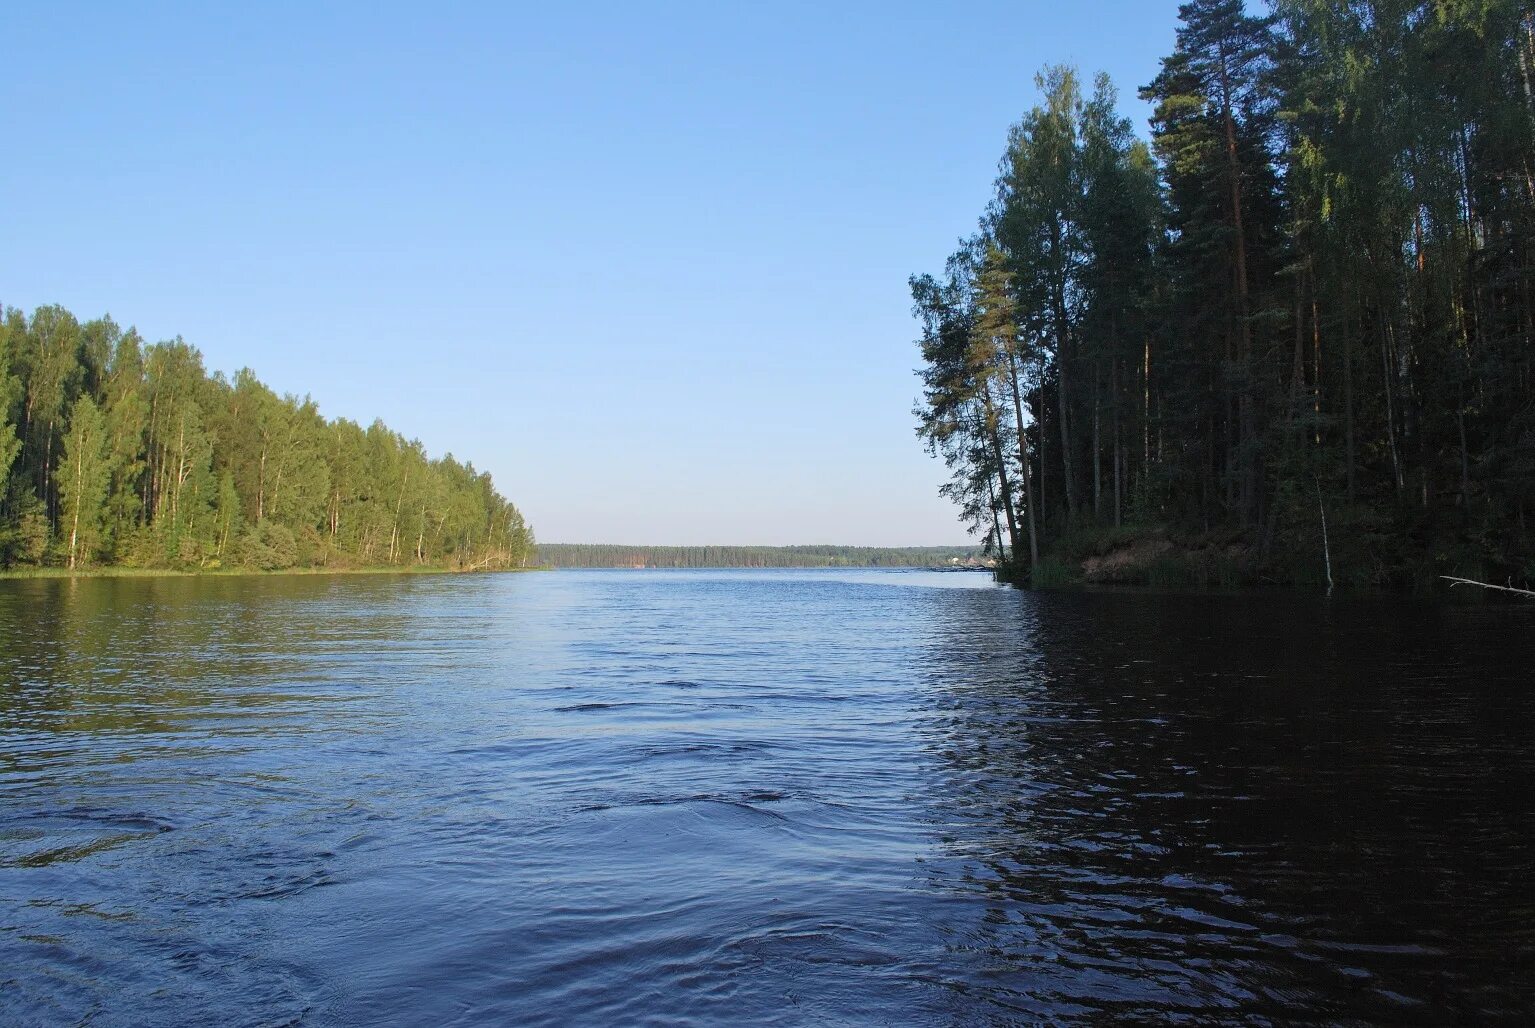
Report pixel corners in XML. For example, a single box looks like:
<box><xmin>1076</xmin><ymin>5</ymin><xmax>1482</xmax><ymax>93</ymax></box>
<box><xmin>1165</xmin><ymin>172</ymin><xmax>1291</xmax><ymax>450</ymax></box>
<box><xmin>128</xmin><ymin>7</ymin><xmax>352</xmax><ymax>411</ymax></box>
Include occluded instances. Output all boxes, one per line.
<box><xmin>1441</xmin><ymin>576</ymin><xmax>1535</xmax><ymax>597</ymax></box>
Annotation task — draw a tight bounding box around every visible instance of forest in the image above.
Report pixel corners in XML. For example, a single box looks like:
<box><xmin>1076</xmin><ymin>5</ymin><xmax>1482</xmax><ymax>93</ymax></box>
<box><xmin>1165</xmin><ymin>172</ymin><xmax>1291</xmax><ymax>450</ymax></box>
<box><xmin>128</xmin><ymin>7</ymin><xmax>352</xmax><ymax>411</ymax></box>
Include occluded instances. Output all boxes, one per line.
<box><xmin>914</xmin><ymin>0</ymin><xmax>1535</xmax><ymax>590</ymax></box>
<box><xmin>0</xmin><ymin>305</ymin><xmax>534</xmax><ymax>572</ymax></box>
<box><xmin>538</xmin><ymin>544</ymin><xmax>980</xmax><ymax>569</ymax></box>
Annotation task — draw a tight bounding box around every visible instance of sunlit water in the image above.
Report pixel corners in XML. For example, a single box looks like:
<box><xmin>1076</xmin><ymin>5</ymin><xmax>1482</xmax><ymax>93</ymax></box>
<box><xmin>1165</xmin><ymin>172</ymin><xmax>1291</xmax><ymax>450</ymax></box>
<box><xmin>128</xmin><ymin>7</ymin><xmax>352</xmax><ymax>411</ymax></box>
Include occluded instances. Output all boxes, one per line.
<box><xmin>2</xmin><ymin>569</ymin><xmax>1533</xmax><ymax>1024</ymax></box>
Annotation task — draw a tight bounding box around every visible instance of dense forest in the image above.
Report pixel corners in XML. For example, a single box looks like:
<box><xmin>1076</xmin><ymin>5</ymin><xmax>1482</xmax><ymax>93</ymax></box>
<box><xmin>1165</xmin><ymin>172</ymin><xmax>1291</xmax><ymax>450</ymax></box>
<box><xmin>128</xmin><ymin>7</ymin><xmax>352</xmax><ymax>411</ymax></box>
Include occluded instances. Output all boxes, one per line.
<box><xmin>539</xmin><ymin>544</ymin><xmax>981</xmax><ymax>568</ymax></box>
<box><xmin>914</xmin><ymin>0</ymin><xmax>1535</xmax><ymax>590</ymax></box>
<box><xmin>0</xmin><ymin>304</ymin><xmax>534</xmax><ymax>571</ymax></box>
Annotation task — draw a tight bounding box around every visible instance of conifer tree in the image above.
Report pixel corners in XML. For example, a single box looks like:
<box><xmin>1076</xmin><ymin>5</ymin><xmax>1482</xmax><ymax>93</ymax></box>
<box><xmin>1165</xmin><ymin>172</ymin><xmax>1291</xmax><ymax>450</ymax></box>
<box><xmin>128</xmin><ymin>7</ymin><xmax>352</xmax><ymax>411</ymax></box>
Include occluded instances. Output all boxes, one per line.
<box><xmin>913</xmin><ymin>2</ymin><xmax>1533</xmax><ymax>587</ymax></box>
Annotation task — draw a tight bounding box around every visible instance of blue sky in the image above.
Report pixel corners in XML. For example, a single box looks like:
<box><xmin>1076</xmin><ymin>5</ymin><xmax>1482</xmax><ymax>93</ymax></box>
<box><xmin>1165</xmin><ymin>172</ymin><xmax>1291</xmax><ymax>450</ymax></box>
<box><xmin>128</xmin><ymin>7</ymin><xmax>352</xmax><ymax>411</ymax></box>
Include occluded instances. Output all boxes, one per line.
<box><xmin>3</xmin><ymin>1</ymin><xmax>1185</xmax><ymax>545</ymax></box>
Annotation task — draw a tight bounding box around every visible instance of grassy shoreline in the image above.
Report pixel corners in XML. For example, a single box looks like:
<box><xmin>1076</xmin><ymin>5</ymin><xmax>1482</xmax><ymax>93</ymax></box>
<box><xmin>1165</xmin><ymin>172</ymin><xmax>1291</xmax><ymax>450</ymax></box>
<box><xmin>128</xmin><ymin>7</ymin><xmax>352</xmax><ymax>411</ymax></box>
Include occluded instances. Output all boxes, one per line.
<box><xmin>0</xmin><ymin>565</ymin><xmax>547</xmax><ymax>581</ymax></box>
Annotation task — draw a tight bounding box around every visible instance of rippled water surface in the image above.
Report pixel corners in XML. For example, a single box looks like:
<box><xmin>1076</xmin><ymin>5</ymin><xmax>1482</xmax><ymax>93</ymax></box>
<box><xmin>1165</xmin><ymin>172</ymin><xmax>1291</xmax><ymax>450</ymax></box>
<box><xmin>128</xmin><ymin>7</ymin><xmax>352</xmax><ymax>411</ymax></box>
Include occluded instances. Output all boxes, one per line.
<box><xmin>2</xmin><ymin>569</ymin><xmax>1534</xmax><ymax>1024</ymax></box>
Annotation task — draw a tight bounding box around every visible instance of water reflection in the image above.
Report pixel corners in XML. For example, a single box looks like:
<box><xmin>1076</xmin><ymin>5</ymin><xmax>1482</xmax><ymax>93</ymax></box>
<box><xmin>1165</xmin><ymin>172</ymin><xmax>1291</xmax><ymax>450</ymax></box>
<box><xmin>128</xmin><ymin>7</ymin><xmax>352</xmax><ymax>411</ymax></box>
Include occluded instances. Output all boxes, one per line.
<box><xmin>919</xmin><ymin>590</ymin><xmax>1535</xmax><ymax>1021</ymax></box>
<box><xmin>0</xmin><ymin>575</ymin><xmax>443</xmax><ymax>1024</ymax></box>
<box><xmin>1</xmin><ymin>572</ymin><xmax>1532</xmax><ymax>1024</ymax></box>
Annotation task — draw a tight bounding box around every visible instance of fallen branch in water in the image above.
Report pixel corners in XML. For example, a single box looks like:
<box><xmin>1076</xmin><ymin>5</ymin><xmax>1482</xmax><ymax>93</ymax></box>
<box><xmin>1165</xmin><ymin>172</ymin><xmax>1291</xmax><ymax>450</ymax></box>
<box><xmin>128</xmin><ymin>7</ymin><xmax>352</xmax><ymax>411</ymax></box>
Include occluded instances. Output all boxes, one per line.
<box><xmin>1316</xmin><ymin>478</ymin><xmax>1334</xmax><ymax>597</ymax></box>
<box><xmin>1441</xmin><ymin>576</ymin><xmax>1535</xmax><ymax>597</ymax></box>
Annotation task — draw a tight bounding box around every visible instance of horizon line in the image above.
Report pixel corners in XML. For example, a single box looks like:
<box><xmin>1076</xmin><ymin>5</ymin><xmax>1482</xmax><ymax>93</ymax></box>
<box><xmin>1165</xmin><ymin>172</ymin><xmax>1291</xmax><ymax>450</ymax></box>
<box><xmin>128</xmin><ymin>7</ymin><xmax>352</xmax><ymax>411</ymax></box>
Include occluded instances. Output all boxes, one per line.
<box><xmin>537</xmin><ymin>542</ymin><xmax>978</xmax><ymax>549</ymax></box>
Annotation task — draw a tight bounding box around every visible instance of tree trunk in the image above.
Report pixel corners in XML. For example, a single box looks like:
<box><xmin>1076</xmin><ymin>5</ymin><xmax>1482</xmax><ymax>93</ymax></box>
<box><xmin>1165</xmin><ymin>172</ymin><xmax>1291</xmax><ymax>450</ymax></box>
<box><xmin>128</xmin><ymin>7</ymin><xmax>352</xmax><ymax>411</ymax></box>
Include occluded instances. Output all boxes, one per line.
<box><xmin>68</xmin><ymin>447</ymin><xmax>83</xmax><ymax>569</ymax></box>
<box><xmin>257</xmin><ymin>444</ymin><xmax>267</xmax><ymax>522</ymax></box>
<box><xmin>982</xmin><ymin>389</ymin><xmax>1024</xmax><ymax>563</ymax></box>
<box><xmin>984</xmin><ymin>474</ymin><xmax>1006</xmax><ymax>565</ymax></box>
<box><xmin>389</xmin><ymin>465</ymin><xmax>411</xmax><ymax>564</ymax></box>
<box><xmin>1056</xmin><ymin>319</ymin><xmax>1077</xmax><ymax>519</ymax></box>
<box><xmin>1112</xmin><ymin>357</ymin><xmax>1122</xmax><ymax>527</ymax></box>
<box><xmin>1344</xmin><ymin>296</ymin><xmax>1357</xmax><ymax>499</ymax></box>
<box><xmin>1311</xmin><ymin>275</ymin><xmax>1323</xmax><ymax>446</ymax></box>
<box><xmin>1006</xmin><ymin>352</ymin><xmax>1040</xmax><ymax>568</ymax></box>
<box><xmin>1035</xmin><ymin>352</ymin><xmax>1049</xmax><ymax>530</ymax></box>
<box><xmin>1381</xmin><ymin>315</ymin><xmax>1404</xmax><ymax>496</ymax></box>
<box><xmin>1049</xmin><ymin>220</ymin><xmax>1079</xmax><ymax>521</ymax></box>
<box><xmin>1217</xmin><ymin>42</ymin><xmax>1257</xmax><ymax>524</ymax></box>
<box><xmin>1142</xmin><ymin>338</ymin><xmax>1151</xmax><ymax>468</ymax></box>
<box><xmin>1092</xmin><ymin>360</ymin><xmax>1102</xmax><ymax>519</ymax></box>
<box><xmin>44</xmin><ymin>422</ymin><xmax>56</xmax><ymax>526</ymax></box>
<box><xmin>1224</xmin><ymin>326</ymin><xmax>1237</xmax><ymax>511</ymax></box>
<box><xmin>1291</xmin><ymin>275</ymin><xmax>1306</xmax><ymax>417</ymax></box>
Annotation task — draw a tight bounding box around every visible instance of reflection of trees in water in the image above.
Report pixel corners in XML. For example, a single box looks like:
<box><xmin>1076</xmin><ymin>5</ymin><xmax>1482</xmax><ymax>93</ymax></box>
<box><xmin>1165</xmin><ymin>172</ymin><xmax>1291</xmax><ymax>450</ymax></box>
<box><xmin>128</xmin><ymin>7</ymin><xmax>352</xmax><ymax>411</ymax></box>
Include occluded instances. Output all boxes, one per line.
<box><xmin>915</xmin><ymin>591</ymin><xmax>1535</xmax><ymax>1020</ymax></box>
<box><xmin>0</xmin><ymin>576</ymin><xmax>419</xmax><ymax>747</ymax></box>
<box><xmin>0</xmin><ymin>575</ymin><xmax>447</xmax><ymax>1026</ymax></box>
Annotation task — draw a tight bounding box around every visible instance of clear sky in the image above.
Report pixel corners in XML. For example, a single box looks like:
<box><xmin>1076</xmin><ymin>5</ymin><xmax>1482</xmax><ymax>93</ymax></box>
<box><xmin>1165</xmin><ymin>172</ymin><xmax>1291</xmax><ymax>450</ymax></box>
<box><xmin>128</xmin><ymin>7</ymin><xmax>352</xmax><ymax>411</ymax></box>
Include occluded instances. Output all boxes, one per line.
<box><xmin>2</xmin><ymin>1</ymin><xmax>1185</xmax><ymax>546</ymax></box>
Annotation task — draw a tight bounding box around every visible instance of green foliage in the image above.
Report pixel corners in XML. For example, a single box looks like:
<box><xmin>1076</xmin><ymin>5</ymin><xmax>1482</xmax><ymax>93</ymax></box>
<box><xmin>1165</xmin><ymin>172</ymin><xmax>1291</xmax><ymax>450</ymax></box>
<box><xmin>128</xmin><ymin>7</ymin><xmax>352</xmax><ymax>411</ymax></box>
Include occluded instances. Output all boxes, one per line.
<box><xmin>912</xmin><ymin>1</ymin><xmax>1535</xmax><ymax>590</ymax></box>
<box><xmin>1028</xmin><ymin>558</ymin><xmax>1079</xmax><ymax>589</ymax></box>
<box><xmin>238</xmin><ymin>522</ymin><xmax>299</xmax><ymax>571</ymax></box>
<box><xmin>1051</xmin><ymin>522</ymin><xmax>1150</xmax><ymax>563</ymax></box>
<box><xmin>0</xmin><ymin>303</ymin><xmax>534</xmax><ymax>572</ymax></box>
<box><xmin>56</xmin><ymin>394</ymin><xmax>110</xmax><ymax>567</ymax></box>
<box><xmin>0</xmin><ymin>316</ymin><xmax>22</xmax><ymax>487</ymax></box>
<box><xmin>6</xmin><ymin>493</ymin><xmax>51</xmax><ymax>566</ymax></box>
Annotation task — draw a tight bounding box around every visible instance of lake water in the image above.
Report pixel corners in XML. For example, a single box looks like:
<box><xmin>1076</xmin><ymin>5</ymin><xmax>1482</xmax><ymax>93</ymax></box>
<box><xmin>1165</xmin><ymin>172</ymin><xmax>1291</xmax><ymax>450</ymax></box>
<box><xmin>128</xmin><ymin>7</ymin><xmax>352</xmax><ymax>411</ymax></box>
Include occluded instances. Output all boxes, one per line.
<box><xmin>2</xmin><ymin>569</ymin><xmax>1533</xmax><ymax>1024</ymax></box>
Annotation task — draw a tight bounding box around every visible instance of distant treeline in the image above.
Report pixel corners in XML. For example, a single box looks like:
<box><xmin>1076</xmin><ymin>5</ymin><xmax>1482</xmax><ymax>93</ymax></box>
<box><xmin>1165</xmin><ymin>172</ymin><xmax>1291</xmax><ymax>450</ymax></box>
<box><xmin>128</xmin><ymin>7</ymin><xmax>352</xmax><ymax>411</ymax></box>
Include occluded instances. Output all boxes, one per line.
<box><xmin>0</xmin><ymin>304</ymin><xmax>534</xmax><ymax>571</ymax></box>
<box><xmin>914</xmin><ymin>0</ymin><xmax>1535</xmax><ymax>589</ymax></box>
<box><xmin>539</xmin><ymin>544</ymin><xmax>979</xmax><ymax>568</ymax></box>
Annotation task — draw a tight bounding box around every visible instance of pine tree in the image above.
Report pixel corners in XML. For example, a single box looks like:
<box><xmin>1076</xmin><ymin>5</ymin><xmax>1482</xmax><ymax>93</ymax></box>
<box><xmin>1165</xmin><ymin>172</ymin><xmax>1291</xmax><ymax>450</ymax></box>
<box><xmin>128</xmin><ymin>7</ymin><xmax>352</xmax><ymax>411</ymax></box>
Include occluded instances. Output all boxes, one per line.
<box><xmin>913</xmin><ymin>4</ymin><xmax>1532</xmax><ymax>586</ymax></box>
<box><xmin>996</xmin><ymin>66</ymin><xmax>1087</xmax><ymax>524</ymax></box>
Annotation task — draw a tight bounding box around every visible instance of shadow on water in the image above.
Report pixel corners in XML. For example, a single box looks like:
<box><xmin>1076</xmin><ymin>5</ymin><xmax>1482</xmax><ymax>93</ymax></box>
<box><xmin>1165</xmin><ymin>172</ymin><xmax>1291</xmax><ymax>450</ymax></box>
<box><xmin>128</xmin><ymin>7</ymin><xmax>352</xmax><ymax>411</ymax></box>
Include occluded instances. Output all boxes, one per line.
<box><xmin>916</xmin><ymin>589</ymin><xmax>1535</xmax><ymax>1022</ymax></box>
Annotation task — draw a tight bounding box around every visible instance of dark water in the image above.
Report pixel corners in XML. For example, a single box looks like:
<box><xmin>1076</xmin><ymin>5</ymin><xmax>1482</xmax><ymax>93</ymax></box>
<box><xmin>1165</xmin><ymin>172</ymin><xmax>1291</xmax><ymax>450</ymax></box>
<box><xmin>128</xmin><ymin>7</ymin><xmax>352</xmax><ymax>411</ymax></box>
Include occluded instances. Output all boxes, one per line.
<box><xmin>2</xmin><ymin>570</ymin><xmax>1533</xmax><ymax>1025</ymax></box>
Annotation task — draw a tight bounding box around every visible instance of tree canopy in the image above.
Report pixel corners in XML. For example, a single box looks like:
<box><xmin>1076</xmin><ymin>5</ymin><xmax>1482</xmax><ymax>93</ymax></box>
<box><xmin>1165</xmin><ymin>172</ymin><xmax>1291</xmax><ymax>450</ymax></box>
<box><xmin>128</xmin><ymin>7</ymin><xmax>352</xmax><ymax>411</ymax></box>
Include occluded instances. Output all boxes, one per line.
<box><xmin>913</xmin><ymin>0</ymin><xmax>1535</xmax><ymax>589</ymax></box>
<box><xmin>0</xmin><ymin>304</ymin><xmax>534</xmax><ymax>571</ymax></box>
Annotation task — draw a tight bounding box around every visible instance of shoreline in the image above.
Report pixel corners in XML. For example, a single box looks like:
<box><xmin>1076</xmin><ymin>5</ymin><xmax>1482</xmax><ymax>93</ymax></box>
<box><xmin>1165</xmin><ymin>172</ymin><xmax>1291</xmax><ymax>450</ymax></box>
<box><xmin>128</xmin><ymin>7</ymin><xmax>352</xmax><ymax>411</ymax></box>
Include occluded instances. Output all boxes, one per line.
<box><xmin>0</xmin><ymin>565</ymin><xmax>548</xmax><ymax>581</ymax></box>
<box><xmin>993</xmin><ymin>522</ymin><xmax>1531</xmax><ymax>597</ymax></box>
